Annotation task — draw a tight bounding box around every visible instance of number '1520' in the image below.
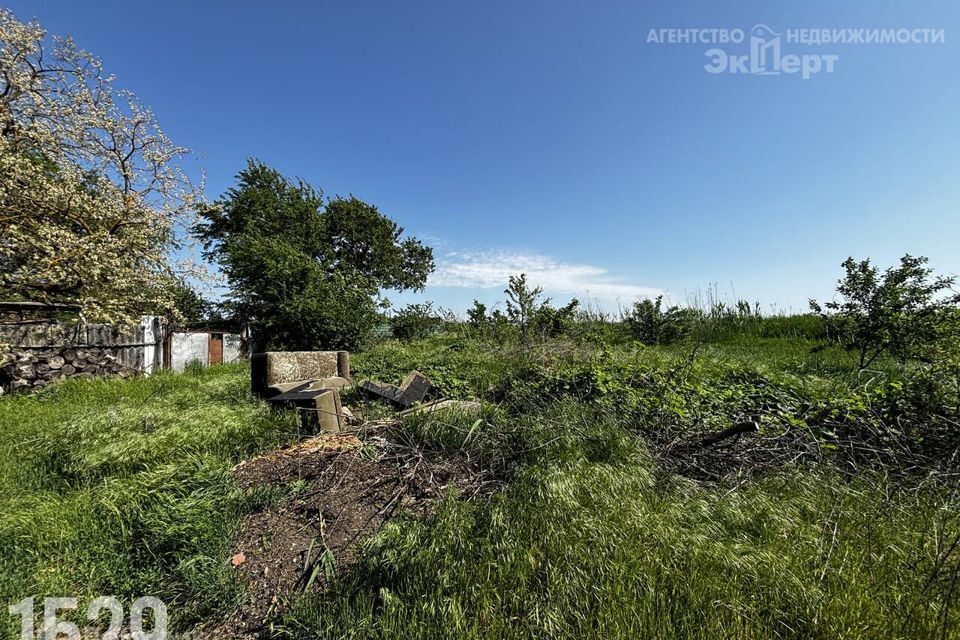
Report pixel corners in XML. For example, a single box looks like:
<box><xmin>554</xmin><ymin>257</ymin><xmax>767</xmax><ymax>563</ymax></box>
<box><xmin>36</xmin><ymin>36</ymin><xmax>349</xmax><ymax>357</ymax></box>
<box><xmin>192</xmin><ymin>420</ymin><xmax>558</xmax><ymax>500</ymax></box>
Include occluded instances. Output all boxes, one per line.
<box><xmin>8</xmin><ymin>596</ymin><xmax>167</xmax><ymax>640</ymax></box>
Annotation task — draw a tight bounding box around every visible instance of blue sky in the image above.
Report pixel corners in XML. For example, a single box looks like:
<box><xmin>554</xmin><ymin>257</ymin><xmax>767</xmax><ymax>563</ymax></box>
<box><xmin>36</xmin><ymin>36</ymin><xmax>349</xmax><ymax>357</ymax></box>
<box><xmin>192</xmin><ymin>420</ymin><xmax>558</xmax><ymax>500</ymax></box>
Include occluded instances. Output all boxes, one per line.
<box><xmin>11</xmin><ymin>1</ymin><xmax>960</xmax><ymax>315</ymax></box>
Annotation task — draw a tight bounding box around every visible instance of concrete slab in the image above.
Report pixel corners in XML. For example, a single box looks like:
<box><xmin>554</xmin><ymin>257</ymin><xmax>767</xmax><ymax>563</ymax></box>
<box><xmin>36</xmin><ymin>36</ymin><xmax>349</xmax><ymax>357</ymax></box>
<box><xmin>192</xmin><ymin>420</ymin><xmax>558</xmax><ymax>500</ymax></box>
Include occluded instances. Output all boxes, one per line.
<box><xmin>251</xmin><ymin>351</ymin><xmax>349</xmax><ymax>397</ymax></box>
<box><xmin>357</xmin><ymin>370</ymin><xmax>432</xmax><ymax>408</ymax></box>
<box><xmin>268</xmin><ymin>387</ymin><xmax>345</xmax><ymax>433</ymax></box>
<box><xmin>399</xmin><ymin>399</ymin><xmax>483</xmax><ymax>417</ymax></box>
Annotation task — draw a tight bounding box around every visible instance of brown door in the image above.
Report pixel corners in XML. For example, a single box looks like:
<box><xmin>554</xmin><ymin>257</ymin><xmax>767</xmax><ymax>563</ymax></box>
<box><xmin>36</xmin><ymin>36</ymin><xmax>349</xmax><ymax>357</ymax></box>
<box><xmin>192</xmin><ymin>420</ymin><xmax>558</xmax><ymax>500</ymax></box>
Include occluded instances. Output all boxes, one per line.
<box><xmin>208</xmin><ymin>333</ymin><xmax>223</xmax><ymax>365</ymax></box>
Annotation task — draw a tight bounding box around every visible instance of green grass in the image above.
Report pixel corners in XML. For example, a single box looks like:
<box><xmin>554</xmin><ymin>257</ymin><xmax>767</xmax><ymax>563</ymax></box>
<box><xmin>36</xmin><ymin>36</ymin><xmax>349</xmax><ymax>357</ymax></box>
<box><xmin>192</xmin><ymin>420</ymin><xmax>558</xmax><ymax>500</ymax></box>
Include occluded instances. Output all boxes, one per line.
<box><xmin>281</xmin><ymin>402</ymin><xmax>960</xmax><ymax>639</ymax></box>
<box><xmin>0</xmin><ymin>362</ymin><xmax>296</xmax><ymax>633</ymax></box>
<box><xmin>1</xmin><ymin>334</ymin><xmax>958</xmax><ymax>638</ymax></box>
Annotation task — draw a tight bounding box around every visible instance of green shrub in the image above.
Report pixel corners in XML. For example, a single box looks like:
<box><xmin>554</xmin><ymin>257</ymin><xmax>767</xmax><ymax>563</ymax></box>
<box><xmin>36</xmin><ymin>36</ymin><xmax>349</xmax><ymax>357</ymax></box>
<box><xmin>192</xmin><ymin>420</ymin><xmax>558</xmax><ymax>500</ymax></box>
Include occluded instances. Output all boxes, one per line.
<box><xmin>504</xmin><ymin>274</ymin><xmax>580</xmax><ymax>344</ymax></box>
<box><xmin>810</xmin><ymin>254</ymin><xmax>959</xmax><ymax>370</ymax></box>
<box><xmin>625</xmin><ymin>296</ymin><xmax>695</xmax><ymax>345</ymax></box>
<box><xmin>390</xmin><ymin>303</ymin><xmax>444</xmax><ymax>341</ymax></box>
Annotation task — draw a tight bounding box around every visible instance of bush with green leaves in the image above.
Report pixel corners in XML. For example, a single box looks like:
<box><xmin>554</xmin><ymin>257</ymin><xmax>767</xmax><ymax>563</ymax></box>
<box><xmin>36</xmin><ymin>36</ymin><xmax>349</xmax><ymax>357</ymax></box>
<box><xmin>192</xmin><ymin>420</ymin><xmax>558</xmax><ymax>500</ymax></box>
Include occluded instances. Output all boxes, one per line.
<box><xmin>390</xmin><ymin>303</ymin><xmax>443</xmax><ymax>341</ymax></box>
<box><xmin>810</xmin><ymin>254</ymin><xmax>959</xmax><ymax>370</ymax></box>
<box><xmin>165</xmin><ymin>279</ymin><xmax>218</xmax><ymax>326</ymax></box>
<box><xmin>910</xmin><ymin>307</ymin><xmax>960</xmax><ymax>420</ymax></box>
<box><xmin>466</xmin><ymin>300</ymin><xmax>488</xmax><ymax>332</ymax></box>
<box><xmin>503</xmin><ymin>274</ymin><xmax>579</xmax><ymax>344</ymax></box>
<box><xmin>625</xmin><ymin>295</ymin><xmax>695</xmax><ymax>345</ymax></box>
<box><xmin>464</xmin><ymin>300</ymin><xmax>513</xmax><ymax>343</ymax></box>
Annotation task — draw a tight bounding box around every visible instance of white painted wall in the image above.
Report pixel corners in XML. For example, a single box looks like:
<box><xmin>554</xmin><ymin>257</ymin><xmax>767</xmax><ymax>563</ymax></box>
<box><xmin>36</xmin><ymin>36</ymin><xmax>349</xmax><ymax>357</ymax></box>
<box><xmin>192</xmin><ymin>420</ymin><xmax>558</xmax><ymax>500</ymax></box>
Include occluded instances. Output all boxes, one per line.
<box><xmin>224</xmin><ymin>334</ymin><xmax>242</xmax><ymax>363</ymax></box>
<box><xmin>169</xmin><ymin>332</ymin><xmax>244</xmax><ymax>371</ymax></box>
<box><xmin>171</xmin><ymin>332</ymin><xmax>208</xmax><ymax>371</ymax></box>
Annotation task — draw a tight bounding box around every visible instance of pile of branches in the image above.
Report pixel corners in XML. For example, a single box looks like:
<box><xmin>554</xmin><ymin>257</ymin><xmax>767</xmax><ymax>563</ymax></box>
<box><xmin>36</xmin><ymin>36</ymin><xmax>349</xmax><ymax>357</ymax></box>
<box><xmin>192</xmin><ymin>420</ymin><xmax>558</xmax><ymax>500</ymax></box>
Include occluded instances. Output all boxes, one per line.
<box><xmin>651</xmin><ymin>410</ymin><xmax>960</xmax><ymax>484</ymax></box>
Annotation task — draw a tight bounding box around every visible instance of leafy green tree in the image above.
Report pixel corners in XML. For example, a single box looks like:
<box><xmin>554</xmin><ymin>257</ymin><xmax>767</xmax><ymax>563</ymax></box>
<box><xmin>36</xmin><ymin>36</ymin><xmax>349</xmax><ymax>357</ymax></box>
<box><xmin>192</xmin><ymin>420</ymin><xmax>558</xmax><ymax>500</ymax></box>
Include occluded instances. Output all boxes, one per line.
<box><xmin>324</xmin><ymin>197</ymin><xmax>434</xmax><ymax>291</ymax></box>
<box><xmin>536</xmin><ymin>299</ymin><xmax>580</xmax><ymax>338</ymax></box>
<box><xmin>195</xmin><ymin>161</ymin><xmax>434</xmax><ymax>351</ymax></box>
<box><xmin>166</xmin><ymin>279</ymin><xmax>217</xmax><ymax>326</ymax></box>
<box><xmin>467</xmin><ymin>300</ymin><xmax>488</xmax><ymax>331</ymax></box>
<box><xmin>810</xmin><ymin>255</ymin><xmax>958</xmax><ymax>370</ymax></box>
<box><xmin>505</xmin><ymin>274</ymin><xmax>543</xmax><ymax>342</ymax></box>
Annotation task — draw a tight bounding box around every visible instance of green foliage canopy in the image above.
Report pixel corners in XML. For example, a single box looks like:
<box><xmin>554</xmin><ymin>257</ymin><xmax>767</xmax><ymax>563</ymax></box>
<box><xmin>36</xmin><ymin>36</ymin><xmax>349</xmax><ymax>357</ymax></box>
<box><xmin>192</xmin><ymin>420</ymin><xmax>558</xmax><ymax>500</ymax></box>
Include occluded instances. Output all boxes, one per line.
<box><xmin>504</xmin><ymin>274</ymin><xmax>579</xmax><ymax>344</ymax></box>
<box><xmin>625</xmin><ymin>295</ymin><xmax>695</xmax><ymax>345</ymax></box>
<box><xmin>195</xmin><ymin>161</ymin><xmax>434</xmax><ymax>350</ymax></box>
<box><xmin>390</xmin><ymin>302</ymin><xmax>443</xmax><ymax>341</ymax></box>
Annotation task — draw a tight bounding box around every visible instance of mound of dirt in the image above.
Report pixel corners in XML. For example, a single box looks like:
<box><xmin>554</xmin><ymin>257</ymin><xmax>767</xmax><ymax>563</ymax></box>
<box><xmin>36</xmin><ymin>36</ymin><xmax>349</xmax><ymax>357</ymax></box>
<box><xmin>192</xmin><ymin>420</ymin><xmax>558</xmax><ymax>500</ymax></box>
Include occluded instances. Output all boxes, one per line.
<box><xmin>202</xmin><ymin>431</ymin><xmax>499</xmax><ymax>638</ymax></box>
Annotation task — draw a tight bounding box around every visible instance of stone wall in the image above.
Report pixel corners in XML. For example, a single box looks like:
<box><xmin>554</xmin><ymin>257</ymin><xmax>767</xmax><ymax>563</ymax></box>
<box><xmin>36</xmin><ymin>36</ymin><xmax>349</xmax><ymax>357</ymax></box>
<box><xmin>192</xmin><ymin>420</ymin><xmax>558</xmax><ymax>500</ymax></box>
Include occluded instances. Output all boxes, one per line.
<box><xmin>0</xmin><ymin>317</ymin><xmax>162</xmax><ymax>372</ymax></box>
<box><xmin>0</xmin><ymin>346</ymin><xmax>138</xmax><ymax>394</ymax></box>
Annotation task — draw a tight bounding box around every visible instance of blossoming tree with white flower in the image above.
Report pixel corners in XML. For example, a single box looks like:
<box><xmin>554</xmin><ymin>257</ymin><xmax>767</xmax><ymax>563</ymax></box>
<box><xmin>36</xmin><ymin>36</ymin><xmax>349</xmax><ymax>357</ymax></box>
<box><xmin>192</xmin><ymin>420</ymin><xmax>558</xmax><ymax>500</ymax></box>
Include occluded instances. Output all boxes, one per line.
<box><xmin>0</xmin><ymin>9</ymin><xmax>202</xmax><ymax>323</ymax></box>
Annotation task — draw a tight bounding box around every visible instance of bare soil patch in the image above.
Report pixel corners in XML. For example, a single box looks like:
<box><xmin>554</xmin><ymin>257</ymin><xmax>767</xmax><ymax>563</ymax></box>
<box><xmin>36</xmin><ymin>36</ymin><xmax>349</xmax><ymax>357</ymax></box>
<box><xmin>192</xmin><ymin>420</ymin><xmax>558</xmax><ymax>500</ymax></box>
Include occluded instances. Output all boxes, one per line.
<box><xmin>199</xmin><ymin>430</ymin><xmax>499</xmax><ymax>638</ymax></box>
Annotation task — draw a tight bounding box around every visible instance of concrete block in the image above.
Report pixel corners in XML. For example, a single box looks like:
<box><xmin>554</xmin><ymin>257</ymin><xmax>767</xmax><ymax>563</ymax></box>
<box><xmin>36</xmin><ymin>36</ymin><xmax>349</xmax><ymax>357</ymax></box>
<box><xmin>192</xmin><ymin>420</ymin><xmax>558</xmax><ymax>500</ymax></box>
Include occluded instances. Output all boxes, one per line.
<box><xmin>337</xmin><ymin>351</ymin><xmax>351</xmax><ymax>379</ymax></box>
<box><xmin>399</xmin><ymin>399</ymin><xmax>482</xmax><ymax>417</ymax></box>
<box><xmin>267</xmin><ymin>377</ymin><xmax>351</xmax><ymax>397</ymax></box>
<box><xmin>313</xmin><ymin>388</ymin><xmax>345</xmax><ymax>433</ymax></box>
<box><xmin>397</xmin><ymin>371</ymin><xmax>431</xmax><ymax>407</ymax></box>
<box><xmin>358</xmin><ymin>370</ymin><xmax>432</xmax><ymax>408</ymax></box>
<box><xmin>306</xmin><ymin>376</ymin><xmax>351</xmax><ymax>391</ymax></box>
<box><xmin>251</xmin><ymin>351</ymin><xmax>349</xmax><ymax>397</ymax></box>
<box><xmin>358</xmin><ymin>379</ymin><xmax>406</xmax><ymax>404</ymax></box>
<box><xmin>268</xmin><ymin>386</ymin><xmax>345</xmax><ymax>433</ymax></box>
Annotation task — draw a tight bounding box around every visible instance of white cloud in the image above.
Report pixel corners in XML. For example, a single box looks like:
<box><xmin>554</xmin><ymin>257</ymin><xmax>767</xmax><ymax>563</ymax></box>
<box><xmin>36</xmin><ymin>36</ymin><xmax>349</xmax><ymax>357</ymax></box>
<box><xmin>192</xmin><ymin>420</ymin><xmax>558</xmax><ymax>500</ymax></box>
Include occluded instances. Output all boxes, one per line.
<box><xmin>429</xmin><ymin>249</ymin><xmax>663</xmax><ymax>301</ymax></box>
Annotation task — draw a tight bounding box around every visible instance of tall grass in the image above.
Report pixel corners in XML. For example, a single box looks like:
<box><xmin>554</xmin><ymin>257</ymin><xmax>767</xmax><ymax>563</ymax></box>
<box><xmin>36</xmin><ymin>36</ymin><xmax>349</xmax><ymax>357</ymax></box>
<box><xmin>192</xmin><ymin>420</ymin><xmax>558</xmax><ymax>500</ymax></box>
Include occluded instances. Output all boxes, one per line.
<box><xmin>0</xmin><ymin>336</ymin><xmax>956</xmax><ymax>639</ymax></box>
<box><xmin>0</xmin><ymin>363</ymin><xmax>295</xmax><ymax>633</ymax></box>
<box><xmin>281</xmin><ymin>404</ymin><xmax>960</xmax><ymax>639</ymax></box>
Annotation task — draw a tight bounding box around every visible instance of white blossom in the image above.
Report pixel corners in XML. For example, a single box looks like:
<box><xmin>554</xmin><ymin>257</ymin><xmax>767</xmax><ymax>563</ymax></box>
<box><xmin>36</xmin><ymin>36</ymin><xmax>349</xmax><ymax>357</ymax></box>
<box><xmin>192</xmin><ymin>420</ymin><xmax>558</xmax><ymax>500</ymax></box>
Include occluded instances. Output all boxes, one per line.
<box><xmin>0</xmin><ymin>9</ymin><xmax>204</xmax><ymax>322</ymax></box>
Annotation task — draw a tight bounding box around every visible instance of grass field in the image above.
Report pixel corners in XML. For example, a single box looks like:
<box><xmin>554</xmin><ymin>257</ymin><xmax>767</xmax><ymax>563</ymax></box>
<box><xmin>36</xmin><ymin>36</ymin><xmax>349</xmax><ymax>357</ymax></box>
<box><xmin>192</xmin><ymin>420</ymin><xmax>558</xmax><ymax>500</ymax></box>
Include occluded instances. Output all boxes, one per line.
<box><xmin>0</xmin><ymin>364</ymin><xmax>298</xmax><ymax>634</ymax></box>
<box><xmin>1</xmin><ymin>327</ymin><xmax>958</xmax><ymax>638</ymax></box>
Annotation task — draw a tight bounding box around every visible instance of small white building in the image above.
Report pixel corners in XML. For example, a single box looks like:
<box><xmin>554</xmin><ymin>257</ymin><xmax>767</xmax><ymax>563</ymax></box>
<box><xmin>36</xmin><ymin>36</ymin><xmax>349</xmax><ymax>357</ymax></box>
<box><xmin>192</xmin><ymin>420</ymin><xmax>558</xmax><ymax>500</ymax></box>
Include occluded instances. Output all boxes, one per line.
<box><xmin>166</xmin><ymin>329</ymin><xmax>245</xmax><ymax>371</ymax></box>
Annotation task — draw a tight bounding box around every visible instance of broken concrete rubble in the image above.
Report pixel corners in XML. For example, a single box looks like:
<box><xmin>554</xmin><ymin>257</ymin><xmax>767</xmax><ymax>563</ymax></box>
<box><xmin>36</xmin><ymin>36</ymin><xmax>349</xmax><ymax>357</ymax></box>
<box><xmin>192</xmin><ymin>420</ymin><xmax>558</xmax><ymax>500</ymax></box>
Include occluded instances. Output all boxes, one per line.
<box><xmin>251</xmin><ymin>351</ymin><xmax>353</xmax><ymax>432</ymax></box>
<box><xmin>268</xmin><ymin>386</ymin><xmax>345</xmax><ymax>433</ymax></box>
<box><xmin>265</xmin><ymin>377</ymin><xmax>353</xmax><ymax>432</ymax></box>
<box><xmin>358</xmin><ymin>370</ymin><xmax>432</xmax><ymax>408</ymax></box>
<box><xmin>251</xmin><ymin>355</ymin><xmax>474</xmax><ymax>436</ymax></box>
<box><xmin>250</xmin><ymin>351</ymin><xmax>350</xmax><ymax>398</ymax></box>
<box><xmin>399</xmin><ymin>399</ymin><xmax>483</xmax><ymax>417</ymax></box>
<box><xmin>267</xmin><ymin>376</ymin><xmax>351</xmax><ymax>396</ymax></box>
<box><xmin>356</xmin><ymin>379</ymin><xmax>404</xmax><ymax>404</ymax></box>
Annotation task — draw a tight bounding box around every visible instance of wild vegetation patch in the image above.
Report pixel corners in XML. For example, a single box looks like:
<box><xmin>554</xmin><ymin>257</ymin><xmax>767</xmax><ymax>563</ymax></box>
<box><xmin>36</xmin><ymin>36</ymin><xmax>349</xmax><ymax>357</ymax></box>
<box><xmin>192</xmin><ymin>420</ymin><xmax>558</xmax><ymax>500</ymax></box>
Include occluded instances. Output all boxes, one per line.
<box><xmin>2</xmin><ymin>322</ymin><xmax>960</xmax><ymax>638</ymax></box>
